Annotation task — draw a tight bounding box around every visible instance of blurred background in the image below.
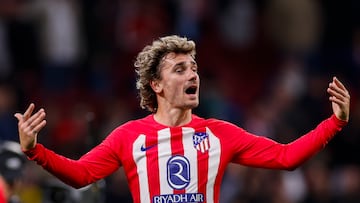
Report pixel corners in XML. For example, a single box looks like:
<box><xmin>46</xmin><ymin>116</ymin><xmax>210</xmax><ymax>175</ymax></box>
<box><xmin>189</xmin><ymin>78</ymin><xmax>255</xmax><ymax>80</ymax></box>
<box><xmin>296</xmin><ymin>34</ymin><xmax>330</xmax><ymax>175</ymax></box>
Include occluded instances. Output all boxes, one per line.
<box><xmin>0</xmin><ymin>0</ymin><xmax>359</xmax><ymax>202</ymax></box>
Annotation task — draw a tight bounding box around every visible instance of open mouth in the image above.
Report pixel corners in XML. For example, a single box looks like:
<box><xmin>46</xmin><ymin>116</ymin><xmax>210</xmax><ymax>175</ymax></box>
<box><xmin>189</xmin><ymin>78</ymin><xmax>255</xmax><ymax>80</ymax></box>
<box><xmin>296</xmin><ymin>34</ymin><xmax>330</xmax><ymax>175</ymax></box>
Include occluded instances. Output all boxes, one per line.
<box><xmin>185</xmin><ymin>86</ymin><xmax>197</xmax><ymax>95</ymax></box>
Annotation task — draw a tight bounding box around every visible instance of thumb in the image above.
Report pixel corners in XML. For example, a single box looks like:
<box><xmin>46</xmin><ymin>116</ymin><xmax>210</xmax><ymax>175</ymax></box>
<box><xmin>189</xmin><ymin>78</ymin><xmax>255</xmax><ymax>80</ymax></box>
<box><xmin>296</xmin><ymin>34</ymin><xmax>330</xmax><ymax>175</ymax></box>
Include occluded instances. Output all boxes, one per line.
<box><xmin>14</xmin><ymin>113</ymin><xmax>23</xmax><ymax>122</ymax></box>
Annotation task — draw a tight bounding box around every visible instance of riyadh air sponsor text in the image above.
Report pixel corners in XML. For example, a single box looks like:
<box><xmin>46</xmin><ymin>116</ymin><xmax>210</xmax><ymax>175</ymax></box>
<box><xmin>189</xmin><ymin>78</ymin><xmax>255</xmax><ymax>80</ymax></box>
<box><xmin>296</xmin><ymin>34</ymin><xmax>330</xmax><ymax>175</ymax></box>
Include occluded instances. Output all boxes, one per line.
<box><xmin>153</xmin><ymin>193</ymin><xmax>204</xmax><ymax>203</ymax></box>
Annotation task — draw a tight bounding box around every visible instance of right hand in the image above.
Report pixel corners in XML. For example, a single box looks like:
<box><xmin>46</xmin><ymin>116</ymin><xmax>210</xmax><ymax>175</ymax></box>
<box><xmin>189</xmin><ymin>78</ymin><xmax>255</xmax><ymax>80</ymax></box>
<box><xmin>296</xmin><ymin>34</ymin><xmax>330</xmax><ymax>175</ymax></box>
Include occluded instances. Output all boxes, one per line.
<box><xmin>14</xmin><ymin>103</ymin><xmax>47</xmax><ymax>151</ymax></box>
<box><xmin>327</xmin><ymin>77</ymin><xmax>350</xmax><ymax>122</ymax></box>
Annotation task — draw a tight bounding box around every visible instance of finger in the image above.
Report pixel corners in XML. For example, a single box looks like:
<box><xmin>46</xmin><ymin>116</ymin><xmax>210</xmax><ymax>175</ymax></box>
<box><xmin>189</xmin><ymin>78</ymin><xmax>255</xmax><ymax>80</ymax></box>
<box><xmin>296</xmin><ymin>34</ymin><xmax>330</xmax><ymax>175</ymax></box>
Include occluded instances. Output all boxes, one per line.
<box><xmin>23</xmin><ymin>103</ymin><xmax>35</xmax><ymax>120</ymax></box>
<box><xmin>329</xmin><ymin>95</ymin><xmax>346</xmax><ymax>106</ymax></box>
<box><xmin>332</xmin><ymin>77</ymin><xmax>350</xmax><ymax>98</ymax></box>
<box><xmin>29</xmin><ymin>110</ymin><xmax>46</xmax><ymax>129</ymax></box>
<box><xmin>23</xmin><ymin>113</ymin><xmax>45</xmax><ymax>136</ymax></box>
<box><xmin>329</xmin><ymin>81</ymin><xmax>349</xmax><ymax>98</ymax></box>
<box><xmin>333</xmin><ymin>76</ymin><xmax>347</xmax><ymax>91</ymax></box>
<box><xmin>33</xmin><ymin>120</ymin><xmax>47</xmax><ymax>135</ymax></box>
<box><xmin>327</xmin><ymin>87</ymin><xmax>347</xmax><ymax>103</ymax></box>
<box><xmin>14</xmin><ymin>113</ymin><xmax>24</xmax><ymax>122</ymax></box>
<box><xmin>17</xmin><ymin>108</ymin><xmax>42</xmax><ymax>132</ymax></box>
<box><xmin>25</xmin><ymin>108</ymin><xmax>45</xmax><ymax>126</ymax></box>
<box><xmin>21</xmin><ymin>109</ymin><xmax>45</xmax><ymax>135</ymax></box>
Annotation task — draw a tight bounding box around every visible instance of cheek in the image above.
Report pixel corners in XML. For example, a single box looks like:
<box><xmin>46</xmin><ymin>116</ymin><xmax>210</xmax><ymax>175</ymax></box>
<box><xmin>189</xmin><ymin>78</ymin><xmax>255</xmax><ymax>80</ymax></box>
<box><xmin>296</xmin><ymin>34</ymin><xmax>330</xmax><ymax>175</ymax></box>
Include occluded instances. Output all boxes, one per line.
<box><xmin>164</xmin><ymin>81</ymin><xmax>183</xmax><ymax>96</ymax></box>
<box><xmin>167</xmin><ymin>83</ymin><xmax>182</xmax><ymax>94</ymax></box>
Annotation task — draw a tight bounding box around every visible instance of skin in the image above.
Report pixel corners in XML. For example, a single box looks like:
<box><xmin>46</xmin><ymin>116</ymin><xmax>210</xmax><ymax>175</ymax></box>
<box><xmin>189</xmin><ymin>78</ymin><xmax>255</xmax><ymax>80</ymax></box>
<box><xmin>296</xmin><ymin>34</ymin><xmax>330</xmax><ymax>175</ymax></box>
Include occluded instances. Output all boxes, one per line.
<box><xmin>151</xmin><ymin>53</ymin><xmax>200</xmax><ymax>126</ymax></box>
<box><xmin>14</xmin><ymin>52</ymin><xmax>350</xmax><ymax>151</ymax></box>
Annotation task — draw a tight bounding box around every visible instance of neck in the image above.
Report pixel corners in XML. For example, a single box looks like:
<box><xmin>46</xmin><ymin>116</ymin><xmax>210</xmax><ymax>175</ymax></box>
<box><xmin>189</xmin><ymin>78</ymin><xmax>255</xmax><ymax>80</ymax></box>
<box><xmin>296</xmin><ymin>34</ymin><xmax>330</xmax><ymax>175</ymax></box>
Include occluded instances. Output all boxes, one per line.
<box><xmin>153</xmin><ymin>108</ymin><xmax>192</xmax><ymax>127</ymax></box>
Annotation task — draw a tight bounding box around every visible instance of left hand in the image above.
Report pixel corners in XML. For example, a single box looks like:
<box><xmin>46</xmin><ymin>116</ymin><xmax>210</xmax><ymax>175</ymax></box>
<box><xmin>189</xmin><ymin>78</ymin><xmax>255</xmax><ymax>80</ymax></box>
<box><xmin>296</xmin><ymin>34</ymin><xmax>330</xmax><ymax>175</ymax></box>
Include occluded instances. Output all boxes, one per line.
<box><xmin>14</xmin><ymin>103</ymin><xmax>47</xmax><ymax>151</ymax></box>
<box><xmin>327</xmin><ymin>77</ymin><xmax>350</xmax><ymax>122</ymax></box>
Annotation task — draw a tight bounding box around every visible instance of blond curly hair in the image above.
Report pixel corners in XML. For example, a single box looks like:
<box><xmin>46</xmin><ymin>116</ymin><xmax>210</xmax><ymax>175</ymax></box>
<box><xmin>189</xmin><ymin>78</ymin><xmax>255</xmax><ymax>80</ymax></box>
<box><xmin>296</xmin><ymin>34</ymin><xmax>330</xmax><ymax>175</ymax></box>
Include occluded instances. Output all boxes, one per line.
<box><xmin>134</xmin><ymin>35</ymin><xmax>196</xmax><ymax>112</ymax></box>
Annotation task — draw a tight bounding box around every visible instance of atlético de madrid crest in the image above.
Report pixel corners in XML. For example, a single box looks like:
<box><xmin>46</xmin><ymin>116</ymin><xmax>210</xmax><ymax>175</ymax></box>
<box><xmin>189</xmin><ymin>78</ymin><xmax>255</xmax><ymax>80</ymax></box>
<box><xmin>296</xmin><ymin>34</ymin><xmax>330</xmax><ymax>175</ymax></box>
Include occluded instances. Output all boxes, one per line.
<box><xmin>193</xmin><ymin>132</ymin><xmax>210</xmax><ymax>153</ymax></box>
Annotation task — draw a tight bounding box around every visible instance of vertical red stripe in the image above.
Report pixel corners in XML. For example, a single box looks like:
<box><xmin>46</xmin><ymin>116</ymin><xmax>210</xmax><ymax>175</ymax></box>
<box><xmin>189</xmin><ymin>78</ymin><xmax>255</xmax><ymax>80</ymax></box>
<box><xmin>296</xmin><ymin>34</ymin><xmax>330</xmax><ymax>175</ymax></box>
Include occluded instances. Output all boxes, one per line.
<box><xmin>198</xmin><ymin>147</ymin><xmax>209</xmax><ymax>202</ymax></box>
<box><xmin>128</xmin><ymin>144</ymin><xmax>141</xmax><ymax>203</ymax></box>
<box><xmin>170</xmin><ymin>127</ymin><xmax>185</xmax><ymax>194</ymax></box>
<box><xmin>196</xmin><ymin>128</ymin><xmax>209</xmax><ymax>203</ymax></box>
<box><xmin>146</xmin><ymin>135</ymin><xmax>160</xmax><ymax>199</ymax></box>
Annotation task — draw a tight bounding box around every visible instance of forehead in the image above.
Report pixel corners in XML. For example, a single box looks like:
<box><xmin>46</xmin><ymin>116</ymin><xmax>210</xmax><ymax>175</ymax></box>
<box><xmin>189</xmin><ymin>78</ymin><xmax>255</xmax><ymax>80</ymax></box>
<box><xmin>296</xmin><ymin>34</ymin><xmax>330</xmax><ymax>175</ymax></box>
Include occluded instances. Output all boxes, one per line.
<box><xmin>161</xmin><ymin>52</ymin><xmax>196</xmax><ymax>68</ymax></box>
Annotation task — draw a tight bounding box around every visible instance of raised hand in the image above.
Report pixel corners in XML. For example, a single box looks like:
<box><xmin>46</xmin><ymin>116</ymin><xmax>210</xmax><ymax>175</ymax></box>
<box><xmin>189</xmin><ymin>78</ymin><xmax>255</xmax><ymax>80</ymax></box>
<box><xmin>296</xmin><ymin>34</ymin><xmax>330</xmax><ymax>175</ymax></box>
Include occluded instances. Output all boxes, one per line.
<box><xmin>327</xmin><ymin>77</ymin><xmax>350</xmax><ymax>122</ymax></box>
<box><xmin>14</xmin><ymin>103</ymin><xmax>47</xmax><ymax>151</ymax></box>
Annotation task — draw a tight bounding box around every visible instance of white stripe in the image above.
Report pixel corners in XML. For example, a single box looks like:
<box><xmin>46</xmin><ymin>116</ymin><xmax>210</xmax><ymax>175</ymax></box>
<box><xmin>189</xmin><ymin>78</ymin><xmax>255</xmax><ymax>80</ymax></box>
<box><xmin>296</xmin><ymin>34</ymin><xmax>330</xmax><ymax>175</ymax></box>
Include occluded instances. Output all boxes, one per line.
<box><xmin>182</xmin><ymin>127</ymin><xmax>198</xmax><ymax>193</ymax></box>
<box><xmin>158</xmin><ymin>128</ymin><xmax>172</xmax><ymax>194</ymax></box>
<box><xmin>133</xmin><ymin>134</ymin><xmax>150</xmax><ymax>202</ymax></box>
<box><xmin>200</xmin><ymin>142</ymin><xmax>205</xmax><ymax>153</ymax></box>
<box><xmin>204</xmin><ymin>138</ymin><xmax>209</xmax><ymax>150</ymax></box>
<box><xmin>206</xmin><ymin>128</ymin><xmax>221</xmax><ymax>203</ymax></box>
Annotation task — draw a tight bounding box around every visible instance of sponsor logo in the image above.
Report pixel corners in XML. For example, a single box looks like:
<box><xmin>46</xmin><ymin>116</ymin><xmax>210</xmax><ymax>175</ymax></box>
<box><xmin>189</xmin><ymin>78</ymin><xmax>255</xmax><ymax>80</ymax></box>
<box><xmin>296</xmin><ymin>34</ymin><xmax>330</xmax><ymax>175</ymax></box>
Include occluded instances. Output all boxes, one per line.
<box><xmin>140</xmin><ymin>144</ymin><xmax>157</xmax><ymax>152</ymax></box>
<box><xmin>193</xmin><ymin>132</ymin><xmax>210</xmax><ymax>153</ymax></box>
<box><xmin>167</xmin><ymin>155</ymin><xmax>190</xmax><ymax>190</ymax></box>
<box><xmin>153</xmin><ymin>193</ymin><xmax>204</xmax><ymax>203</ymax></box>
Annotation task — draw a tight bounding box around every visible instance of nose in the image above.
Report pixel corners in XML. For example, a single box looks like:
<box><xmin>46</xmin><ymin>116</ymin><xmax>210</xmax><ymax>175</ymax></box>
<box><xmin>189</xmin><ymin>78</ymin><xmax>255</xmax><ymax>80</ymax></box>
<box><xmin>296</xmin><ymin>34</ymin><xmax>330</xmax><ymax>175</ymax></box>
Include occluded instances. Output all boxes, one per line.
<box><xmin>188</xmin><ymin>69</ymin><xmax>198</xmax><ymax>81</ymax></box>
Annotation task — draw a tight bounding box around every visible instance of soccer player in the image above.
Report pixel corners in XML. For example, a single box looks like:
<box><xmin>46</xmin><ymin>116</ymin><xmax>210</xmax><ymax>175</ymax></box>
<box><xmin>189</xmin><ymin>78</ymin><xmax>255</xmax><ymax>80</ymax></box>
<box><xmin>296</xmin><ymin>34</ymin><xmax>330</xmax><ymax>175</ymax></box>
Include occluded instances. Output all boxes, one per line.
<box><xmin>14</xmin><ymin>35</ymin><xmax>350</xmax><ymax>203</ymax></box>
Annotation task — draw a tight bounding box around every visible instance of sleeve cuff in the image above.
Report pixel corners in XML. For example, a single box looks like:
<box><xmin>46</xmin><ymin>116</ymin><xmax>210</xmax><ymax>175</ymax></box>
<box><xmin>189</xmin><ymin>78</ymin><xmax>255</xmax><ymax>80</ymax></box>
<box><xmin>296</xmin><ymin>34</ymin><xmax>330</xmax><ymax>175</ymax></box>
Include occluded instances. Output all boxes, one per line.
<box><xmin>330</xmin><ymin>114</ymin><xmax>348</xmax><ymax>130</ymax></box>
<box><xmin>22</xmin><ymin>143</ymin><xmax>43</xmax><ymax>160</ymax></box>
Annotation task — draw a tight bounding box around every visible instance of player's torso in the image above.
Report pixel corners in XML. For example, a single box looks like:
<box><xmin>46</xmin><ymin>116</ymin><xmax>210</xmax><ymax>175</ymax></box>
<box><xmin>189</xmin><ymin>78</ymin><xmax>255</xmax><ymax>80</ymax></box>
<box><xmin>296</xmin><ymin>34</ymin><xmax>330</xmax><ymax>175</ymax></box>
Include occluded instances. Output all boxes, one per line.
<box><xmin>119</xmin><ymin>116</ymin><xmax>229</xmax><ymax>203</ymax></box>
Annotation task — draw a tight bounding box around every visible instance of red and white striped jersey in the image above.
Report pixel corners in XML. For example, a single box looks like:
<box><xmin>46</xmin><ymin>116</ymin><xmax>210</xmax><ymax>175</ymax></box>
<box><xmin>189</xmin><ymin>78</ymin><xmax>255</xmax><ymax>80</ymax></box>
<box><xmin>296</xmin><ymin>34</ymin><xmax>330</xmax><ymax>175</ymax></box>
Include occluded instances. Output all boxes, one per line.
<box><xmin>25</xmin><ymin>114</ymin><xmax>346</xmax><ymax>203</ymax></box>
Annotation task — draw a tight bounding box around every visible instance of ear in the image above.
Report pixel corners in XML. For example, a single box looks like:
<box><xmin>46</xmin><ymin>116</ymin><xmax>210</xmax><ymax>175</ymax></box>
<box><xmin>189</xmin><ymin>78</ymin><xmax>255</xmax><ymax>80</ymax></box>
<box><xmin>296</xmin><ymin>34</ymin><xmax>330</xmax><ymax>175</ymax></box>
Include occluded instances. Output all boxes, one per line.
<box><xmin>150</xmin><ymin>80</ymin><xmax>162</xmax><ymax>93</ymax></box>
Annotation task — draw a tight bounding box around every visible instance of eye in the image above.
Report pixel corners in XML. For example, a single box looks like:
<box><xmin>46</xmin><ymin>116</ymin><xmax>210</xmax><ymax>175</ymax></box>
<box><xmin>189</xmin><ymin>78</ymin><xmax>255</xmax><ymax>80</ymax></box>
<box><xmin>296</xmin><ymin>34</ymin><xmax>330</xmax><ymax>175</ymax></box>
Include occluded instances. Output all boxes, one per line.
<box><xmin>175</xmin><ymin>67</ymin><xmax>184</xmax><ymax>73</ymax></box>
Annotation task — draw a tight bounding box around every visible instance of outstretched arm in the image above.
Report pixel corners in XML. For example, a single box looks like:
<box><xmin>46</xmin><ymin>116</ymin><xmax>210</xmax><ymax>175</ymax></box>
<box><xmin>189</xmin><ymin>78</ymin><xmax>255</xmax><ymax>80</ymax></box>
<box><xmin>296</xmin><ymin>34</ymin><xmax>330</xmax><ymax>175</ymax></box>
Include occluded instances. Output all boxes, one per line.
<box><xmin>232</xmin><ymin>77</ymin><xmax>350</xmax><ymax>170</ymax></box>
<box><xmin>327</xmin><ymin>76</ymin><xmax>350</xmax><ymax>122</ymax></box>
<box><xmin>14</xmin><ymin>103</ymin><xmax>47</xmax><ymax>151</ymax></box>
<box><xmin>14</xmin><ymin>103</ymin><xmax>120</xmax><ymax>188</ymax></box>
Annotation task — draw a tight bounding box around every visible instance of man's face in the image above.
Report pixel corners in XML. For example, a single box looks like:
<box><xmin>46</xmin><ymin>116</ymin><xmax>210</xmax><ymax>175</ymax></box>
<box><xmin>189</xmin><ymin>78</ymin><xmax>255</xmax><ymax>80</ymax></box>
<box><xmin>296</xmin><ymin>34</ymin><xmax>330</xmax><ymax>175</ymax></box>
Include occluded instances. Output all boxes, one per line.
<box><xmin>152</xmin><ymin>52</ymin><xmax>200</xmax><ymax>110</ymax></box>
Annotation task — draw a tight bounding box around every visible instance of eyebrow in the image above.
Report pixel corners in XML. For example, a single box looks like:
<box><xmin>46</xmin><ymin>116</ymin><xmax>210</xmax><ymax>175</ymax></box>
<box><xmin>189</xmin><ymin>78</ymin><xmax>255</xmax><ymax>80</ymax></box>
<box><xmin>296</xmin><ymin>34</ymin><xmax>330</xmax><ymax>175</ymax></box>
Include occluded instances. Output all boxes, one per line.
<box><xmin>172</xmin><ymin>60</ymin><xmax>197</xmax><ymax>68</ymax></box>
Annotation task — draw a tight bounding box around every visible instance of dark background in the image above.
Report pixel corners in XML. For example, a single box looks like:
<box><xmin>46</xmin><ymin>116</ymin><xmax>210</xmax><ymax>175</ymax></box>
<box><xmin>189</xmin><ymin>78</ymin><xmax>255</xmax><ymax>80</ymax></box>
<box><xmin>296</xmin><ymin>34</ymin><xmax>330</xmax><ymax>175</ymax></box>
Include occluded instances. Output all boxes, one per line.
<box><xmin>0</xmin><ymin>0</ymin><xmax>359</xmax><ymax>202</ymax></box>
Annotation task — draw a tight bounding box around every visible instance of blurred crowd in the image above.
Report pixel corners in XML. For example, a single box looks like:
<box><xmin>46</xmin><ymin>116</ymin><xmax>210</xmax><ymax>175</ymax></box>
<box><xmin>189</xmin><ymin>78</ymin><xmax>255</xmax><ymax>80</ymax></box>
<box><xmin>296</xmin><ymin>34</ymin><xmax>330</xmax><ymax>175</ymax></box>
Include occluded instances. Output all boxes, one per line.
<box><xmin>0</xmin><ymin>0</ymin><xmax>360</xmax><ymax>202</ymax></box>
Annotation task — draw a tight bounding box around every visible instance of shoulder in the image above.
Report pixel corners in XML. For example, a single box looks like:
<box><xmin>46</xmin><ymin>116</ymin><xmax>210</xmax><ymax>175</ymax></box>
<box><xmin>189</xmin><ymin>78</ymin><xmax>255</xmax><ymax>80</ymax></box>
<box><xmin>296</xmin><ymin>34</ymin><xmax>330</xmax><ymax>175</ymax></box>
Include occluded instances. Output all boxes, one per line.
<box><xmin>100</xmin><ymin>115</ymin><xmax>155</xmax><ymax>148</ymax></box>
<box><xmin>192</xmin><ymin>114</ymin><xmax>243</xmax><ymax>131</ymax></box>
<box><xmin>111</xmin><ymin>115</ymin><xmax>155</xmax><ymax>134</ymax></box>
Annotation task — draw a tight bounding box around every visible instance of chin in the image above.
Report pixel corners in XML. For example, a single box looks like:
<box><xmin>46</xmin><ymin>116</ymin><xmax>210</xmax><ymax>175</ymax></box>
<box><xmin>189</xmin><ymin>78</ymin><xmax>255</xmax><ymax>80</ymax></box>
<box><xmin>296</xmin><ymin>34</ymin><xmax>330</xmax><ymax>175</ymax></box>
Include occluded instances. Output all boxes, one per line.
<box><xmin>187</xmin><ymin>102</ymin><xmax>199</xmax><ymax>109</ymax></box>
